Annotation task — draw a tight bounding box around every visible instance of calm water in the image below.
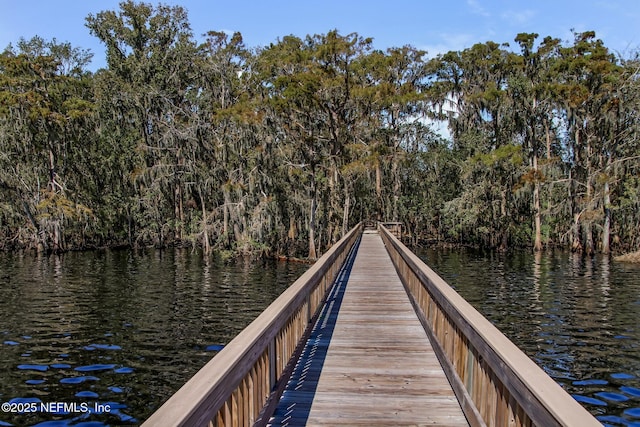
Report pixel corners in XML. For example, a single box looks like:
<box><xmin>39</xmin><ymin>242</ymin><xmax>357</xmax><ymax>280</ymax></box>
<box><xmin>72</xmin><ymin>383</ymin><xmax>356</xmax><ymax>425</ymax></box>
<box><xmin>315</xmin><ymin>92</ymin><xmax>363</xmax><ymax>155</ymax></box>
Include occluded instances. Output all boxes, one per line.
<box><xmin>0</xmin><ymin>249</ymin><xmax>308</xmax><ymax>426</ymax></box>
<box><xmin>2</xmin><ymin>247</ymin><xmax>640</xmax><ymax>426</ymax></box>
<box><xmin>419</xmin><ymin>247</ymin><xmax>640</xmax><ymax>427</ymax></box>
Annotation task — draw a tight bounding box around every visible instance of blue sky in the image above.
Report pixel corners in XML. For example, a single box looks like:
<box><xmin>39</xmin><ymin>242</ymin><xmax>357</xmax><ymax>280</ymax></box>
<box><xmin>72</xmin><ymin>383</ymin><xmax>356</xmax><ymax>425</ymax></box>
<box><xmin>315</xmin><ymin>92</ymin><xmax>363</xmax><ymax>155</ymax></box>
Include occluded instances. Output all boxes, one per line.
<box><xmin>1</xmin><ymin>0</ymin><xmax>639</xmax><ymax>70</ymax></box>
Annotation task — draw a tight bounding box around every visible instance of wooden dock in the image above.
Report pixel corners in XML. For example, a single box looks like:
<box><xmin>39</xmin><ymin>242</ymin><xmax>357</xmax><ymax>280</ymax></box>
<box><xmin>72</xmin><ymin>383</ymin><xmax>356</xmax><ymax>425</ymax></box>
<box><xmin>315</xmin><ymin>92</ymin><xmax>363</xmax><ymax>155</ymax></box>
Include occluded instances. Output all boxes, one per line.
<box><xmin>142</xmin><ymin>223</ymin><xmax>602</xmax><ymax>427</ymax></box>
<box><xmin>268</xmin><ymin>231</ymin><xmax>468</xmax><ymax>426</ymax></box>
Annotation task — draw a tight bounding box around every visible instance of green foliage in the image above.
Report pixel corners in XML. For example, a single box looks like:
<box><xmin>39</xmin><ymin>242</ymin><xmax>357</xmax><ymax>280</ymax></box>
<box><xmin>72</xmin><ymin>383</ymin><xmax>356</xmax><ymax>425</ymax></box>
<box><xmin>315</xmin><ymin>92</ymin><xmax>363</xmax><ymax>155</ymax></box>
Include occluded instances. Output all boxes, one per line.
<box><xmin>35</xmin><ymin>191</ymin><xmax>93</xmax><ymax>220</ymax></box>
<box><xmin>1</xmin><ymin>2</ymin><xmax>640</xmax><ymax>256</ymax></box>
<box><xmin>472</xmin><ymin>144</ymin><xmax>522</xmax><ymax>168</ymax></box>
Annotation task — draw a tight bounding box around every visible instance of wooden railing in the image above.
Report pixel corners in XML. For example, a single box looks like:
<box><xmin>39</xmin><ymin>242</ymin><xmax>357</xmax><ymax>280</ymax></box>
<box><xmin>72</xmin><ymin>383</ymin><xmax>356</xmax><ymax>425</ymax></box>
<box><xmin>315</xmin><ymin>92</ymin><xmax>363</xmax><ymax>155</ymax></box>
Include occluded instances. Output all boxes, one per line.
<box><xmin>142</xmin><ymin>223</ymin><xmax>362</xmax><ymax>427</ymax></box>
<box><xmin>379</xmin><ymin>224</ymin><xmax>601</xmax><ymax>427</ymax></box>
<box><xmin>379</xmin><ymin>221</ymin><xmax>402</xmax><ymax>238</ymax></box>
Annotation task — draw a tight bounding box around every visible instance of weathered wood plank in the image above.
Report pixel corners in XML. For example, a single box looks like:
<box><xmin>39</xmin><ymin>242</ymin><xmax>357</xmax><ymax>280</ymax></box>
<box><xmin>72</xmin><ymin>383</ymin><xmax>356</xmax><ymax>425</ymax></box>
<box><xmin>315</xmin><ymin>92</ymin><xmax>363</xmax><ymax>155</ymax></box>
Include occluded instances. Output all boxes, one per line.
<box><xmin>271</xmin><ymin>232</ymin><xmax>468</xmax><ymax>426</ymax></box>
<box><xmin>144</xmin><ymin>222</ymin><xmax>603</xmax><ymax>427</ymax></box>
<box><xmin>142</xmin><ymin>225</ymin><xmax>363</xmax><ymax>427</ymax></box>
<box><xmin>379</xmin><ymin>224</ymin><xmax>602</xmax><ymax>427</ymax></box>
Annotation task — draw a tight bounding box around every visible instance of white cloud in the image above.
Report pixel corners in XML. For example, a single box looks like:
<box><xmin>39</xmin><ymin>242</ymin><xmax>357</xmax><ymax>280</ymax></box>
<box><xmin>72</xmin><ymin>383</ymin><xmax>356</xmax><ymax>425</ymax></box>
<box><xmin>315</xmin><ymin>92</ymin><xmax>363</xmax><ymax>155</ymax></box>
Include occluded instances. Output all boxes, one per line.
<box><xmin>501</xmin><ymin>9</ymin><xmax>537</xmax><ymax>26</ymax></box>
<box><xmin>420</xmin><ymin>32</ymin><xmax>479</xmax><ymax>57</ymax></box>
<box><xmin>467</xmin><ymin>0</ymin><xmax>491</xmax><ymax>17</ymax></box>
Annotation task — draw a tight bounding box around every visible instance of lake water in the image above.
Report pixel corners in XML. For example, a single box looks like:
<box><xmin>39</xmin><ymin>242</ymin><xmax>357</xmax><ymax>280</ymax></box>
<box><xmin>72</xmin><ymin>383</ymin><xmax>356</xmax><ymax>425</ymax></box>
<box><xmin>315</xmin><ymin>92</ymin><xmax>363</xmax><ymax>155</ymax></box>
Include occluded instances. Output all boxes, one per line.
<box><xmin>1</xmin><ymin>246</ymin><xmax>640</xmax><ymax>426</ymax></box>
<box><xmin>419</xmin><ymin>247</ymin><xmax>640</xmax><ymax>427</ymax></box>
<box><xmin>0</xmin><ymin>249</ymin><xmax>308</xmax><ymax>426</ymax></box>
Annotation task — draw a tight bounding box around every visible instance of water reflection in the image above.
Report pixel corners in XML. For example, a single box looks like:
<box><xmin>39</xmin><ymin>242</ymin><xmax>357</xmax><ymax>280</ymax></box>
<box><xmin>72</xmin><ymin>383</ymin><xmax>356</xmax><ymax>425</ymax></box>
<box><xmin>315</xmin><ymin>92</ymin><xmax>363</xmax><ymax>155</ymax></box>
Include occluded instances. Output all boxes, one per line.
<box><xmin>419</xmin><ymin>247</ymin><xmax>640</xmax><ymax>425</ymax></box>
<box><xmin>0</xmin><ymin>249</ymin><xmax>308</xmax><ymax>426</ymax></box>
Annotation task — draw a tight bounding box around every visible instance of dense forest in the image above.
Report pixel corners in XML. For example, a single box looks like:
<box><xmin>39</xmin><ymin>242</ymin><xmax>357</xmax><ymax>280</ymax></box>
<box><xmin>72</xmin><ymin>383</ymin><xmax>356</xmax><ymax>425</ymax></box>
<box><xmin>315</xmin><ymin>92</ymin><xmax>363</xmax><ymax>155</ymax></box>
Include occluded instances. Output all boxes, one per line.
<box><xmin>1</xmin><ymin>1</ymin><xmax>639</xmax><ymax>258</ymax></box>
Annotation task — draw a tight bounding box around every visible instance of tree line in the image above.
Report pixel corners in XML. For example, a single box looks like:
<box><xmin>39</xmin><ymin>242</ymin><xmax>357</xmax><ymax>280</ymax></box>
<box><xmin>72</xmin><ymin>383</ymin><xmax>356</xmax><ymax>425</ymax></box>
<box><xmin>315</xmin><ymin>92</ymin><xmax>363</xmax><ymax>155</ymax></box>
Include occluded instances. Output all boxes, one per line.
<box><xmin>1</xmin><ymin>1</ymin><xmax>639</xmax><ymax>257</ymax></box>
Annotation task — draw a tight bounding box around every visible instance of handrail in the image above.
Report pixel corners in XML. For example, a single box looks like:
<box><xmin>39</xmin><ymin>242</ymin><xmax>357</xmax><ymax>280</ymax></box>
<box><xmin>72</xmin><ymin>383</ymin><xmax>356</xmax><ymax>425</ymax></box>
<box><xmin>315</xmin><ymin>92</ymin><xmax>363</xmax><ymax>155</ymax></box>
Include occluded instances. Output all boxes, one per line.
<box><xmin>378</xmin><ymin>221</ymin><xmax>402</xmax><ymax>238</ymax></box>
<box><xmin>142</xmin><ymin>223</ymin><xmax>363</xmax><ymax>427</ymax></box>
<box><xmin>379</xmin><ymin>224</ymin><xmax>601</xmax><ymax>427</ymax></box>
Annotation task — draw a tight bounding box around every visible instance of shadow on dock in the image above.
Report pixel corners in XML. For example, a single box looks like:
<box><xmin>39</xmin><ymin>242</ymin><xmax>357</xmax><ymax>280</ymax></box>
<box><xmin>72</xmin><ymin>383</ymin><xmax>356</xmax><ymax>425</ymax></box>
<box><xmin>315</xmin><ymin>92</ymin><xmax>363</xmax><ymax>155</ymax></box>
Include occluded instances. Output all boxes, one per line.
<box><xmin>268</xmin><ymin>237</ymin><xmax>360</xmax><ymax>426</ymax></box>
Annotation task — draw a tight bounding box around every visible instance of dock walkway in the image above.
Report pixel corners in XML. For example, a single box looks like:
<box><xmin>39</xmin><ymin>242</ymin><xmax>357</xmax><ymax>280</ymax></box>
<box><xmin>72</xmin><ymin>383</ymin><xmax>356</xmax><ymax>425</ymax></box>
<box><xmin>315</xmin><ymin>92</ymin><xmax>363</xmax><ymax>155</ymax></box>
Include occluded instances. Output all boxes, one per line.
<box><xmin>142</xmin><ymin>223</ymin><xmax>602</xmax><ymax>427</ymax></box>
<box><xmin>268</xmin><ymin>231</ymin><xmax>469</xmax><ymax>426</ymax></box>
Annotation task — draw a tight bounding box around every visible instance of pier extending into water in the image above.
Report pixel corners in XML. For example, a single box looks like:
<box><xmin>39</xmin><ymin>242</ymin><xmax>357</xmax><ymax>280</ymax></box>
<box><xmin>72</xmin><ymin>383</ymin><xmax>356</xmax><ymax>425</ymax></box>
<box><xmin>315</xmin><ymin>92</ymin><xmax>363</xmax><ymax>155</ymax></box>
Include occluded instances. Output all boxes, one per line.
<box><xmin>142</xmin><ymin>223</ymin><xmax>601</xmax><ymax>427</ymax></box>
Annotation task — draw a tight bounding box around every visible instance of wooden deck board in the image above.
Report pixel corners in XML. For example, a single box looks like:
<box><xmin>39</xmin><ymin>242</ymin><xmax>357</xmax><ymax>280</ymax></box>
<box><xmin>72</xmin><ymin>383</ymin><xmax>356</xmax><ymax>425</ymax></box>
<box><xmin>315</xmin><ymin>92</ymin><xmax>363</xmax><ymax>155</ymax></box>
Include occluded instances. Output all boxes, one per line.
<box><xmin>269</xmin><ymin>232</ymin><xmax>469</xmax><ymax>426</ymax></box>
